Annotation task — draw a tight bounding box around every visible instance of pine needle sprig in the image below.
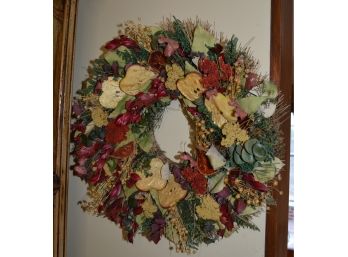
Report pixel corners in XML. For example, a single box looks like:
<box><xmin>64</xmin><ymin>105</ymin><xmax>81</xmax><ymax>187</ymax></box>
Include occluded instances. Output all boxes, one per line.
<box><xmin>224</xmin><ymin>35</ymin><xmax>239</xmax><ymax>65</ymax></box>
<box><xmin>172</xmin><ymin>16</ymin><xmax>192</xmax><ymax>53</ymax></box>
<box><xmin>234</xmin><ymin>213</ymin><xmax>260</xmax><ymax>231</ymax></box>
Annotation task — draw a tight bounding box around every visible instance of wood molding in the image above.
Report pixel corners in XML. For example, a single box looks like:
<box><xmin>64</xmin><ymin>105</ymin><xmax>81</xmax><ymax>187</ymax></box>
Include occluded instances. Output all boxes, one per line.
<box><xmin>53</xmin><ymin>0</ymin><xmax>78</xmax><ymax>257</ymax></box>
<box><xmin>265</xmin><ymin>0</ymin><xmax>293</xmax><ymax>257</ymax></box>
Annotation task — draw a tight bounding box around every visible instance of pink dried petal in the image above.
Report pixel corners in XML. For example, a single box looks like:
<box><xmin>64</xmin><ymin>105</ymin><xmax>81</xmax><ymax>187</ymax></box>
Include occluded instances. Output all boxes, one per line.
<box><xmin>179</xmin><ymin>152</ymin><xmax>198</xmax><ymax>168</ymax></box>
<box><xmin>158</xmin><ymin>36</ymin><xmax>179</xmax><ymax>57</ymax></box>
<box><xmin>235</xmin><ymin>199</ymin><xmax>247</xmax><ymax>214</ymax></box>
<box><xmin>230</xmin><ymin>99</ymin><xmax>248</xmax><ymax>120</ymax></box>
<box><xmin>205</xmin><ymin>89</ymin><xmax>218</xmax><ymax>99</ymax></box>
<box><xmin>74</xmin><ymin>165</ymin><xmax>87</xmax><ymax>176</ymax></box>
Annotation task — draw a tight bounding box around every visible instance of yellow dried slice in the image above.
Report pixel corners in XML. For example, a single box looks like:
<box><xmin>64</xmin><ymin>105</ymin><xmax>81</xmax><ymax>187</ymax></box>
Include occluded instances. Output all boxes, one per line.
<box><xmin>99</xmin><ymin>77</ymin><xmax>125</xmax><ymax>109</ymax></box>
<box><xmin>158</xmin><ymin>178</ymin><xmax>187</xmax><ymax>208</ymax></box>
<box><xmin>177</xmin><ymin>72</ymin><xmax>204</xmax><ymax>101</ymax></box>
<box><xmin>196</xmin><ymin>195</ymin><xmax>221</xmax><ymax>221</ymax></box>
<box><xmin>120</xmin><ymin>65</ymin><xmax>157</xmax><ymax>95</ymax></box>
<box><xmin>212</xmin><ymin>93</ymin><xmax>237</xmax><ymax>123</ymax></box>
<box><xmin>135</xmin><ymin>158</ymin><xmax>167</xmax><ymax>191</ymax></box>
<box><xmin>205</xmin><ymin>97</ymin><xmax>227</xmax><ymax>128</ymax></box>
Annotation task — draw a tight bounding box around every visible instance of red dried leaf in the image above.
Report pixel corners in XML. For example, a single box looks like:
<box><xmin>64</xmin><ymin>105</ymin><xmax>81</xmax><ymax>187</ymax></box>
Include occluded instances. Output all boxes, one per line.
<box><xmin>126</xmin><ymin>173</ymin><xmax>141</xmax><ymax>188</ymax></box>
<box><xmin>133</xmin><ymin>206</ymin><xmax>143</xmax><ymax>216</ymax></box>
<box><xmin>242</xmin><ymin>174</ymin><xmax>268</xmax><ymax>192</ymax></box>
<box><xmin>197</xmin><ymin>150</ymin><xmax>215</xmax><ymax>175</ymax></box>
<box><xmin>234</xmin><ymin>199</ymin><xmax>247</xmax><ymax>214</ymax></box>
<box><xmin>113</xmin><ymin>142</ymin><xmax>135</xmax><ymax>159</ymax></box>
<box><xmin>115</xmin><ymin>112</ymin><xmax>141</xmax><ymax>126</ymax></box>
<box><xmin>245</xmin><ymin>73</ymin><xmax>259</xmax><ymax>90</ymax></box>
<box><xmin>219</xmin><ymin>203</ymin><xmax>234</xmax><ymax>231</ymax></box>
<box><xmin>110</xmin><ymin>183</ymin><xmax>122</xmax><ymax>198</ymax></box>
<box><xmin>105</xmin><ymin>35</ymin><xmax>139</xmax><ymax>50</ymax></box>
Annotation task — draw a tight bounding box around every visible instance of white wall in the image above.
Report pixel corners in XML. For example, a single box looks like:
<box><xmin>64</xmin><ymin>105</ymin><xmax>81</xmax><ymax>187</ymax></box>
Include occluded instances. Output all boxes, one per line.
<box><xmin>67</xmin><ymin>1</ymin><xmax>270</xmax><ymax>256</ymax></box>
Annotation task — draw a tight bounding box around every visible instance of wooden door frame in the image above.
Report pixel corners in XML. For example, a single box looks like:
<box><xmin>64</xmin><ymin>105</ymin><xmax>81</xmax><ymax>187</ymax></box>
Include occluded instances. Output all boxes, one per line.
<box><xmin>53</xmin><ymin>1</ymin><xmax>293</xmax><ymax>256</ymax></box>
<box><xmin>53</xmin><ymin>1</ymin><xmax>78</xmax><ymax>257</ymax></box>
<box><xmin>266</xmin><ymin>0</ymin><xmax>293</xmax><ymax>257</ymax></box>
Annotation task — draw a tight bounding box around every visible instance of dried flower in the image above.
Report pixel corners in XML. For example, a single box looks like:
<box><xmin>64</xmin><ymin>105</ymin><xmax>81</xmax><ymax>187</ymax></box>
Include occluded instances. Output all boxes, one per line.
<box><xmin>196</xmin><ymin>195</ymin><xmax>222</xmax><ymax>221</ymax></box>
<box><xmin>165</xmin><ymin>64</ymin><xmax>184</xmax><ymax>90</ymax></box>
<box><xmin>105</xmin><ymin>122</ymin><xmax>129</xmax><ymax>144</ymax></box>
<box><xmin>218</xmin><ymin>56</ymin><xmax>233</xmax><ymax>81</ymax></box>
<box><xmin>142</xmin><ymin>197</ymin><xmax>158</xmax><ymax>218</ymax></box>
<box><xmin>122</xmin><ymin>21</ymin><xmax>153</xmax><ymax>51</ymax></box>
<box><xmin>221</xmin><ymin>122</ymin><xmax>249</xmax><ymax>147</ymax></box>
<box><xmin>91</xmin><ymin>107</ymin><xmax>108</xmax><ymax>127</ymax></box>
<box><xmin>182</xmin><ymin>167</ymin><xmax>207</xmax><ymax>195</ymax></box>
<box><xmin>219</xmin><ymin>203</ymin><xmax>234</xmax><ymax>231</ymax></box>
<box><xmin>198</xmin><ymin>58</ymin><xmax>220</xmax><ymax>89</ymax></box>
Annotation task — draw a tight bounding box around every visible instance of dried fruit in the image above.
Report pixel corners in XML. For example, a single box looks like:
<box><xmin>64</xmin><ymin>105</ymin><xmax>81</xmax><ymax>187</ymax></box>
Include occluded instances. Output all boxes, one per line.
<box><xmin>196</xmin><ymin>195</ymin><xmax>221</xmax><ymax>221</ymax></box>
<box><xmin>158</xmin><ymin>178</ymin><xmax>187</xmax><ymax>208</ymax></box>
<box><xmin>205</xmin><ymin>97</ymin><xmax>228</xmax><ymax>127</ymax></box>
<box><xmin>120</xmin><ymin>65</ymin><xmax>157</xmax><ymax>95</ymax></box>
<box><xmin>136</xmin><ymin>158</ymin><xmax>167</xmax><ymax>191</ymax></box>
<box><xmin>165</xmin><ymin>64</ymin><xmax>184</xmax><ymax>90</ymax></box>
<box><xmin>177</xmin><ymin>72</ymin><xmax>205</xmax><ymax>101</ymax></box>
<box><xmin>99</xmin><ymin>77</ymin><xmax>126</xmax><ymax>109</ymax></box>
<box><xmin>211</xmin><ymin>93</ymin><xmax>236</xmax><ymax>122</ymax></box>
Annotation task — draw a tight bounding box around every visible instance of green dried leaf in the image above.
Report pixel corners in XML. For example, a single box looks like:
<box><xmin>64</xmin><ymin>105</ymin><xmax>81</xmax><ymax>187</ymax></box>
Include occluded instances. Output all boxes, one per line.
<box><xmin>263</xmin><ymin>81</ymin><xmax>278</xmax><ymax>98</ymax></box>
<box><xmin>208</xmin><ymin>171</ymin><xmax>226</xmax><ymax>193</ymax></box>
<box><xmin>184</xmin><ymin>61</ymin><xmax>198</xmax><ymax>74</ymax></box>
<box><xmin>108</xmin><ymin>95</ymin><xmax>135</xmax><ymax>119</ymax></box>
<box><xmin>123</xmin><ymin>185</ymin><xmax>138</xmax><ymax>198</ymax></box>
<box><xmin>237</xmin><ymin>96</ymin><xmax>268</xmax><ymax>114</ymax></box>
<box><xmin>253</xmin><ymin>157</ymin><xmax>284</xmax><ymax>183</ymax></box>
<box><xmin>104</xmin><ymin>46</ymin><xmax>129</xmax><ymax>67</ymax></box>
<box><xmin>134</xmin><ymin>133</ymin><xmax>153</xmax><ymax>153</ymax></box>
<box><xmin>149</xmin><ymin>189</ymin><xmax>165</xmax><ymax>213</ymax></box>
<box><xmin>191</xmin><ymin>25</ymin><xmax>215</xmax><ymax>55</ymax></box>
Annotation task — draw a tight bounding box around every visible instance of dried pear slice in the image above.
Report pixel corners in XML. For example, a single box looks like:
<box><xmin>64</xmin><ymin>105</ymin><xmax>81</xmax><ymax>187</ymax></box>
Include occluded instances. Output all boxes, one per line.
<box><xmin>205</xmin><ymin>97</ymin><xmax>228</xmax><ymax>128</ymax></box>
<box><xmin>177</xmin><ymin>72</ymin><xmax>204</xmax><ymax>101</ymax></box>
<box><xmin>212</xmin><ymin>93</ymin><xmax>237</xmax><ymax>123</ymax></box>
<box><xmin>120</xmin><ymin>65</ymin><xmax>157</xmax><ymax>95</ymax></box>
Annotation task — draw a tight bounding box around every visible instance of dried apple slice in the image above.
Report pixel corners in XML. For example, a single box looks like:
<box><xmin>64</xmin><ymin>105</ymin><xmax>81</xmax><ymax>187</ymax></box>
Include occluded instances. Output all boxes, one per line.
<box><xmin>120</xmin><ymin>65</ymin><xmax>157</xmax><ymax>95</ymax></box>
<box><xmin>158</xmin><ymin>178</ymin><xmax>187</xmax><ymax>208</ymax></box>
<box><xmin>99</xmin><ymin>77</ymin><xmax>126</xmax><ymax>109</ymax></box>
<box><xmin>212</xmin><ymin>93</ymin><xmax>237</xmax><ymax>122</ymax></box>
<box><xmin>205</xmin><ymin>97</ymin><xmax>227</xmax><ymax>128</ymax></box>
<box><xmin>177</xmin><ymin>72</ymin><xmax>205</xmax><ymax>101</ymax></box>
<box><xmin>135</xmin><ymin>158</ymin><xmax>167</xmax><ymax>191</ymax></box>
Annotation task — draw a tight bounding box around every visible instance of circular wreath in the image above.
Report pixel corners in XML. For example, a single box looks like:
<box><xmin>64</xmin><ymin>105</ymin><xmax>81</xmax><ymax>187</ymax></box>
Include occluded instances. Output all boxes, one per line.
<box><xmin>71</xmin><ymin>17</ymin><xmax>285</xmax><ymax>253</ymax></box>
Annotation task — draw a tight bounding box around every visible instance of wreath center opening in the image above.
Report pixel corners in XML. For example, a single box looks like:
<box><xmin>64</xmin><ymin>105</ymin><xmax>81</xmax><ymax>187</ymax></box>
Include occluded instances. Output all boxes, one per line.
<box><xmin>154</xmin><ymin>99</ymin><xmax>191</xmax><ymax>162</ymax></box>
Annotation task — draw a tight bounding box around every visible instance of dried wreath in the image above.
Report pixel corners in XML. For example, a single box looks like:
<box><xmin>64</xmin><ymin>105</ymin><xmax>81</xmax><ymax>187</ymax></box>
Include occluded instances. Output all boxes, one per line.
<box><xmin>71</xmin><ymin>17</ymin><xmax>286</xmax><ymax>254</ymax></box>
